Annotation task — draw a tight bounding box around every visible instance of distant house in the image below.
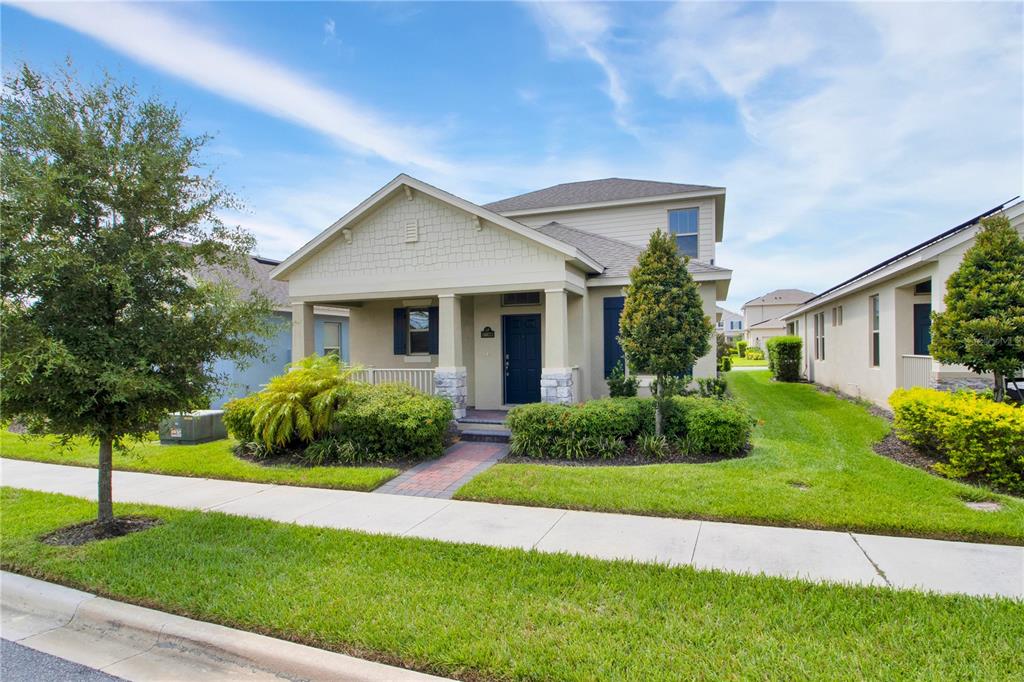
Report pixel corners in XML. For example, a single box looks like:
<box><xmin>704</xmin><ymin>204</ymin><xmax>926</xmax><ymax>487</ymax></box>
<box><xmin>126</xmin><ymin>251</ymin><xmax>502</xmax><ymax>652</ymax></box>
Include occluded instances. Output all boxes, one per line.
<box><xmin>742</xmin><ymin>289</ymin><xmax>815</xmax><ymax>348</ymax></box>
<box><xmin>200</xmin><ymin>255</ymin><xmax>349</xmax><ymax>408</ymax></box>
<box><xmin>782</xmin><ymin>199</ymin><xmax>1023</xmax><ymax>408</ymax></box>
<box><xmin>268</xmin><ymin>174</ymin><xmax>733</xmax><ymax>417</ymax></box>
<box><xmin>716</xmin><ymin>305</ymin><xmax>743</xmax><ymax>343</ymax></box>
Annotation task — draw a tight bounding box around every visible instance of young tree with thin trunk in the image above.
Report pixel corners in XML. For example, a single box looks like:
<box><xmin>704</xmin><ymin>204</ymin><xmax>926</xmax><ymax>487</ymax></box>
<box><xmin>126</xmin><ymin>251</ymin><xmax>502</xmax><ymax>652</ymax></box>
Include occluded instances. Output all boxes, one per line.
<box><xmin>930</xmin><ymin>214</ymin><xmax>1024</xmax><ymax>402</ymax></box>
<box><xmin>1</xmin><ymin>65</ymin><xmax>272</xmax><ymax>527</ymax></box>
<box><xmin>619</xmin><ymin>230</ymin><xmax>713</xmax><ymax>435</ymax></box>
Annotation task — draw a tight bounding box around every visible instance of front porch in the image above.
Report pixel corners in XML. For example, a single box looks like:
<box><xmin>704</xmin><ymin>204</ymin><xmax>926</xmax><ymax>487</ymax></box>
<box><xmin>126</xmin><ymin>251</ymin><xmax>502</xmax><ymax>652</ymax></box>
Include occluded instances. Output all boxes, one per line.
<box><xmin>290</xmin><ymin>288</ymin><xmax>587</xmax><ymax>418</ymax></box>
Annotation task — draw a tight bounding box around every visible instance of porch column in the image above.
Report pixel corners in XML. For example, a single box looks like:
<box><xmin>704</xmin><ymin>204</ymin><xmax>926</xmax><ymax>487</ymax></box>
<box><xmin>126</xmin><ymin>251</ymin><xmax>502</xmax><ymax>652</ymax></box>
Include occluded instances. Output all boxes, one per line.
<box><xmin>435</xmin><ymin>294</ymin><xmax>467</xmax><ymax>418</ymax></box>
<box><xmin>291</xmin><ymin>302</ymin><xmax>315</xmax><ymax>363</ymax></box>
<box><xmin>541</xmin><ymin>288</ymin><xmax>574</xmax><ymax>404</ymax></box>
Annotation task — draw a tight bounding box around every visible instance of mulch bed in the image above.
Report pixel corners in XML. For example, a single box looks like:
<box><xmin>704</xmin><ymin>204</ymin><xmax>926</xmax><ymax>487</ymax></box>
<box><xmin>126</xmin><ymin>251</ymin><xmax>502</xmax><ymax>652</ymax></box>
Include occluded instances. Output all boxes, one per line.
<box><xmin>40</xmin><ymin>516</ymin><xmax>162</xmax><ymax>546</ymax></box>
<box><xmin>872</xmin><ymin>432</ymin><xmax>941</xmax><ymax>475</ymax></box>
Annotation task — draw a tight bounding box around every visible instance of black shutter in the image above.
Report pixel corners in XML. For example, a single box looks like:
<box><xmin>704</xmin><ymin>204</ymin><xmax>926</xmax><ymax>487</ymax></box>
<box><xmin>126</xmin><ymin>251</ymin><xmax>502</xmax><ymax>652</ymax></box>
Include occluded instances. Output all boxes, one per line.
<box><xmin>603</xmin><ymin>296</ymin><xmax>626</xmax><ymax>378</ymax></box>
<box><xmin>428</xmin><ymin>306</ymin><xmax>439</xmax><ymax>355</ymax></box>
<box><xmin>393</xmin><ymin>308</ymin><xmax>407</xmax><ymax>355</ymax></box>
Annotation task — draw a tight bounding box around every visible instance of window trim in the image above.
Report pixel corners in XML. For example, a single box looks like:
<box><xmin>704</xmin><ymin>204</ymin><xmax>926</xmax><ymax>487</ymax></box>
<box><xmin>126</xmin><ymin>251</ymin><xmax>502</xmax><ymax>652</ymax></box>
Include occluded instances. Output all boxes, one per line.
<box><xmin>869</xmin><ymin>295</ymin><xmax>880</xmax><ymax>367</ymax></box>
<box><xmin>407</xmin><ymin>307</ymin><xmax>431</xmax><ymax>355</ymax></box>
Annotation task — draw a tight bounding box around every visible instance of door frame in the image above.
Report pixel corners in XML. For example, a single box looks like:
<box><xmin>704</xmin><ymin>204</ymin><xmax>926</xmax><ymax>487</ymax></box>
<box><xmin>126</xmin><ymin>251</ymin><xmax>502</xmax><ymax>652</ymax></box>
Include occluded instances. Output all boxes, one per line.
<box><xmin>501</xmin><ymin>313</ymin><xmax>542</xmax><ymax>405</ymax></box>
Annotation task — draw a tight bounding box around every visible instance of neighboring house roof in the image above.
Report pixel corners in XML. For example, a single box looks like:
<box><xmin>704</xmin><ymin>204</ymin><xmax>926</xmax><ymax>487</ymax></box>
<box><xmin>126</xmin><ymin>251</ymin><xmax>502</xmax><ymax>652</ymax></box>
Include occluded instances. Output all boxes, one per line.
<box><xmin>484</xmin><ymin>177</ymin><xmax>724</xmax><ymax>213</ymax></box>
<box><xmin>784</xmin><ymin>198</ymin><xmax>1020</xmax><ymax>320</ymax></box>
<box><xmin>743</xmin><ymin>289</ymin><xmax>816</xmax><ymax>307</ymax></box>
<box><xmin>198</xmin><ymin>255</ymin><xmax>288</xmax><ymax>308</ymax></box>
<box><xmin>271</xmin><ymin>174</ymin><xmax>604</xmax><ymax>280</ymax></box>
<box><xmin>533</xmin><ymin>221</ymin><xmax>731</xmax><ymax>282</ymax></box>
<box><xmin>748</xmin><ymin>317</ymin><xmax>786</xmax><ymax>330</ymax></box>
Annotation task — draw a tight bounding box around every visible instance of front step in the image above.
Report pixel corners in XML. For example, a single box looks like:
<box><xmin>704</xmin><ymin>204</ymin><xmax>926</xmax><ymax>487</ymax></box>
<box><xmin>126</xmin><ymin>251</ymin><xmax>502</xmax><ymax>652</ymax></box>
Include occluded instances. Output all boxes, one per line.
<box><xmin>458</xmin><ymin>428</ymin><xmax>511</xmax><ymax>443</ymax></box>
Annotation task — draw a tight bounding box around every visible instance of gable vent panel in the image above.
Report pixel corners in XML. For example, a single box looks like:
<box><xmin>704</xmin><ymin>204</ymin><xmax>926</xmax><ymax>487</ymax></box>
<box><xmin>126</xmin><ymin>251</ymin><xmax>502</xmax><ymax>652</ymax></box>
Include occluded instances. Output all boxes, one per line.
<box><xmin>404</xmin><ymin>220</ymin><xmax>419</xmax><ymax>243</ymax></box>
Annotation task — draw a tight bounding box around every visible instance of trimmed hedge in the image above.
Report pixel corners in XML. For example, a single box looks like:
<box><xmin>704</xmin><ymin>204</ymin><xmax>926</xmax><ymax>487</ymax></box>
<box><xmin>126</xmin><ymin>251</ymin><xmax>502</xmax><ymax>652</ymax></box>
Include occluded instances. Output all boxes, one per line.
<box><xmin>222</xmin><ymin>393</ymin><xmax>259</xmax><ymax>444</ymax></box>
<box><xmin>332</xmin><ymin>383</ymin><xmax>453</xmax><ymax>461</ymax></box>
<box><xmin>890</xmin><ymin>388</ymin><xmax>1024</xmax><ymax>494</ymax></box>
<box><xmin>508</xmin><ymin>396</ymin><xmax>751</xmax><ymax>460</ymax></box>
<box><xmin>766</xmin><ymin>336</ymin><xmax>802</xmax><ymax>382</ymax></box>
<box><xmin>745</xmin><ymin>347</ymin><xmax>765</xmax><ymax>361</ymax></box>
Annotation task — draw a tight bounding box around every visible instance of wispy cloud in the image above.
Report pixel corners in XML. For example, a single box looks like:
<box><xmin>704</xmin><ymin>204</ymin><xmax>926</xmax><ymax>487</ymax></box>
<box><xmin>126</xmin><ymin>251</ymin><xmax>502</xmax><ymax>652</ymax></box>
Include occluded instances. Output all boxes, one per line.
<box><xmin>322</xmin><ymin>17</ymin><xmax>337</xmax><ymax>45</ymax></box>
<box><xmin>13</xmin><ymin>1</ymin><xmax>451</xmax><ymax>172</ymax></box>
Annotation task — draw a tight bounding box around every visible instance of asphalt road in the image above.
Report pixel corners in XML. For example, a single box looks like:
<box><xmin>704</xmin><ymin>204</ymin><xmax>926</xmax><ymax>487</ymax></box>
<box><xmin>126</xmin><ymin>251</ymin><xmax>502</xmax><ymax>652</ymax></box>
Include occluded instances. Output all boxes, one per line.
<box><xmin>1</xmin><ymin>639</ymin><xmax>122</xmax><ymax>682</ymax></box>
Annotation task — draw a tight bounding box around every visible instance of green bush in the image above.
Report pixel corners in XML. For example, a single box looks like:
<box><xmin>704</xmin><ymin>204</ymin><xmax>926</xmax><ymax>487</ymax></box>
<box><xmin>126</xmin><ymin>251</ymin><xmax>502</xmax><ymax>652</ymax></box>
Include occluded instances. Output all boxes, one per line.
<box><xmin>607</xmin><ymin>360</ymin><xmax>640</xmax><ymax>397</ymax></box>
<box><xmin>745</xmin><ymin>347</ymin><xmax>765</xmax><ymax>361</ymax></box>
<box><xmin>890</xmin><ymin>388</ymin><xmax>1024</xmax><ymax>493</ymax></box>
<box><xmin>673</xmin><ymin>397</ymin><xmax>752</xmax><ymax>456</ymax></box>
<box><xmin>222</xmin><ymin>394</ymin><xmax>259</xmax><ymax>444</ymax></box>
<box><xmin>718</xmin><ymin>356</ymin><xmax>732</xmax><ymax>372</ymax></box>
<box><xmin>697</xmin><ymin>377</ymin><xmax>728</xmax><ymax>398</ymax></box>
<box><xmin>766</xmin><ymin>336</ymin><xmax>802</xmax><ymax>382</ymax></box>
<box><xmin>737</xmin><ymin>340</ymin><xmax>748</xmax><ymax>358</ymax></box>
<box><xmin>333</xmin><ymin>383</ymin><xmax>452</xmax><ymax>461</ymax></box>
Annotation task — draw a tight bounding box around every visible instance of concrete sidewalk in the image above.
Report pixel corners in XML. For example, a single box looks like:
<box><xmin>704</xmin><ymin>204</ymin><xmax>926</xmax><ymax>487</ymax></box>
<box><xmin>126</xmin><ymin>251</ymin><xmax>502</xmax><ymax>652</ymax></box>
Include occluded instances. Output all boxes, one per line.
<box><xmin>2</xmin><ymin>458</ymin><xmax>1021</xmax><ymax>599</ymax></box>
<box><xmin>1</xmin><ymin>571</ymin><xmax>444</xmax><ymax>681</ymax></box>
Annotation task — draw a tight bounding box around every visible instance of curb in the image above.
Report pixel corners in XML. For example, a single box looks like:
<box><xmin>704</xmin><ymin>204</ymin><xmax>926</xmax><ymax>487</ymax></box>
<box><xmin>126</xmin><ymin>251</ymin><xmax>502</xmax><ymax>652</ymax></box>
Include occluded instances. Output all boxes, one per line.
<box><xmin>1</xmin><ymin>571</ymin><xmax>448</xmax><ymax>681</ymax></box>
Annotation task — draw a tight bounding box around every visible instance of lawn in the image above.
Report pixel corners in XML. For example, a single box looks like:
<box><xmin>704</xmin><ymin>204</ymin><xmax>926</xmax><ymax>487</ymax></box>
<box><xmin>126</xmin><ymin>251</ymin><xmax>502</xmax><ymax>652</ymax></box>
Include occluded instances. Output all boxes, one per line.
<box><xmin>730</xmin><ymin>356</ymin><xmax>768</xmax><ymax>367</ymax></box>
<box><xmin>0</xmin><ymin>432</ymin><xmax>397</xmax><ymax>492</ymax></box>
<box><xmin>456</xmin><ymin>371</ymin><xmax>1024</xmax><ymax>544</ymax></box>
<box><xmin>4</xmin><ymin>488</ymin><xmax>1022</xmax><ymax>681</ymax></box>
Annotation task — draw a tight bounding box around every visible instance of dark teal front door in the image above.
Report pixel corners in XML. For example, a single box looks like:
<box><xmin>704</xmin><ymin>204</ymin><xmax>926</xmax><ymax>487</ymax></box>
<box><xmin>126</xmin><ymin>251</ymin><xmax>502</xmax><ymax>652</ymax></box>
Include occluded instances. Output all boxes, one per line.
<box><xmin>913</xmin><ymin>303</ymin><xmax>932</xmax><ymax>355</ymax></box>
<box><xmin>503</xmin><ymin>314</ymin><xmax>541</xmax><ymax>404</ymax></box>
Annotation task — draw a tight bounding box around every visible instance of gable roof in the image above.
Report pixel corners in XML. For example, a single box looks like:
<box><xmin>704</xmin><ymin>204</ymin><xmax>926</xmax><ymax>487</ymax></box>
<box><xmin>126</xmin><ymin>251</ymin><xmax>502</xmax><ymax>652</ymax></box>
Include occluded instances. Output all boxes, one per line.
<box><xmin>743</xmin><ymin>289</ymin><xmax>816</xmax><ymax>307</ymax></box>
<box><xmin>270</xmin><ymin>174</ymin><xmax>603</xmax><ymax>280</ymax></box>
<box><xmin>198</xmin><ymin>255</ymin><xmax>288</xmax><ymax>307</ymax></box>
<box><xmin>748</xmin><ymin>317</ymin><xmax>786</xmax><ymax>329</ymax></box>
<box><xmin>484</xmin><ymin>177</ymin><xmax>724</xmax><ymax>214</ymax></box>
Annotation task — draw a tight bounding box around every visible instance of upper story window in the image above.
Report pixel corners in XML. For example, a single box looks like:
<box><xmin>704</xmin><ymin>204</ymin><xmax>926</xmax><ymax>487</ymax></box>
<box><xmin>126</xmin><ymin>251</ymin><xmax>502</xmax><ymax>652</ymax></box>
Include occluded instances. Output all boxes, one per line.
<box><xmin>408</xmin><ymin>308</ymin><xmax>431</xmax><ymax>354</ymax></box>
<box><xmin>668</xmin><ymin>208</ymin><xmax>699</xmax><ymax>259</ymax></box>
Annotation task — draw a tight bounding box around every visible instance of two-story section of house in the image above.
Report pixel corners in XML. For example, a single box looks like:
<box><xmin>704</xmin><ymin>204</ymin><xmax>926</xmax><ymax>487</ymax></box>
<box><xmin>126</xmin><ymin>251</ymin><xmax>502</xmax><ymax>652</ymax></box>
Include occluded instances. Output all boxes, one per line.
<box><xmin>716</xmin><ymin>306</ymin><xmax>744</xmax><ymax>343</ymax></box>
<box><xmin>742</xmin><ymin>289</ymin><xmax>815</xmax><ymax>348</ymax></box>
<box><xmin>271</xmin><ymin>175</ymin><xmax>732</xmax><ymax>417</ymax></box>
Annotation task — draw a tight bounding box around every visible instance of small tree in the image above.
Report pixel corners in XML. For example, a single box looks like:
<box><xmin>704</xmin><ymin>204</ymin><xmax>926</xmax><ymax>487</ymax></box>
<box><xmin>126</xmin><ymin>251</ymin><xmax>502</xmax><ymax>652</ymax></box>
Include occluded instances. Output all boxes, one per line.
<box><xmin>1</xmin><ymin>65</ymin><xmax>273</xmax><ymax>528</ymax></box>
<box><xmin>619</xmin><ymin>230</ymin><xmax>713</xmax><ymax>435</ymax></box>
<box><xmin>930</xmin><ymin>215</ymin><xmax>1024</xmax><ymax>402</ymax></box>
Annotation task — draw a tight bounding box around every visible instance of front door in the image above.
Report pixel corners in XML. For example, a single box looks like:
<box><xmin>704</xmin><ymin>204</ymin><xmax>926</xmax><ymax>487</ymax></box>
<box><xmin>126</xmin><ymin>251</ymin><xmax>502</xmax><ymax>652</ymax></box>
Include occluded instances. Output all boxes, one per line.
<box><xmin>913</xmin><ymin>303</ymin><xmax>932</xmax><ymax>355</ymax></box>
<box><xmin>503</xmin><ymin>314</ymin><xmax>541</xmax><ymax>404</ymax></box>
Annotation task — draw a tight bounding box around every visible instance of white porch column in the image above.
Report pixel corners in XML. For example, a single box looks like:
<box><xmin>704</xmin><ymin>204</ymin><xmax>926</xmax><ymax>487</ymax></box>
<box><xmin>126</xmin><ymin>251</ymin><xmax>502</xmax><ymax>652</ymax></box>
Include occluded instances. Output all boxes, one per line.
<box><xmin>291</xmin><ymin>302</ymin><xmax>315</xmax><ymax>363</ymax></box>
<box><xmin>435</xmin><ymin>294</ymin><xmax>467</xmax><ymax>418</ymax></box>
<box><xmin>541</xmin><ymin>288</ymin><xmax>574</xmax><ymax>404</ymax></box>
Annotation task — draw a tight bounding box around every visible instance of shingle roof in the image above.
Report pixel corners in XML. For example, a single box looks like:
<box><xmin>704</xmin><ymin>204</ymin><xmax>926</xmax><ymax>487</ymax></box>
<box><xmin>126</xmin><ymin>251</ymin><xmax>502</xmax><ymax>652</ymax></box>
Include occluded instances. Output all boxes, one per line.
<box><xmin>748</xmin><ymin>317</ymin><xmax>786</xmax><ymax>329</ymax></box>
<box><xmin>743</xmin><ymin>289</ymin><xmax>816</xmax><ymax>306</ymax></box>
<box><xmin>484</xmin><ymin>178</ymin><xmax>722</xmax><ymax>213</ymax></box>
<box><xmin>534</xmin><ymin>222</ymin><xmax>729</xmax><ymax>280</ymax></box>
<box><xmin>197</xmin><ymin>255</ymin><xmax>288</xmax><ymax>308</ymax></box>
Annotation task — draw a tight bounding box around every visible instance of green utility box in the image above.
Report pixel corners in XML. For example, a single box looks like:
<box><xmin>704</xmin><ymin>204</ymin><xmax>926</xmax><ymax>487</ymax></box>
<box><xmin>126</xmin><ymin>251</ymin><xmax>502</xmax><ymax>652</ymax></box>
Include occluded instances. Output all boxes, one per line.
<box><xmin>159</xmin><ymin>410</ymin><xmax>227</xmax><ymax>445</ymax></box>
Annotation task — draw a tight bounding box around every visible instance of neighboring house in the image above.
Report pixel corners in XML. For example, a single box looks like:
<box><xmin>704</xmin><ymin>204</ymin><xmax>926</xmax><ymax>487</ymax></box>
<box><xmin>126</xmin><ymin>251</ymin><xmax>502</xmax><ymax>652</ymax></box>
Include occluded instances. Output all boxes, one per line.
<box><xmin>716</xmin><ymin>305</ymin><xmax>743</xmax><ymax>343</ymax></box>
<box><xmin>201</xmin><ymin>255</ymin><xmax>349</xmax><ymax>408</ymax></box>
<box><xmin>742</xmin><ymin>289</ymin><xmax>815</xmax><ymax>348</ymax></box>
<box><xmin>270</xmin><ymin>174</ymin><xmax>732</xmax><ymax>417</ymax></box>
<box><xmin>783</xmin><ymin>199</ymin><xmax>1024</xmax><ymax>408</ymax></box>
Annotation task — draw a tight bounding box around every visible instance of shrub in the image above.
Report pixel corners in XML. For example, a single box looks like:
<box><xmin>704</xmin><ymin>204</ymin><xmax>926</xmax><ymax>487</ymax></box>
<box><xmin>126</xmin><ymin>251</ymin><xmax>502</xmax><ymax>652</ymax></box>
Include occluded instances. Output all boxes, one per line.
<box><xmin>718</xmin><ymin>356</ymin><xmax>732</xmax><ymax>372</ymax></box>
<box><xmin>333</xmin><ymin>383</ymin><xmax>452</xmax><ymax>461</ymax></box>
<box><xmin>737</xmin><ymin>341</ymin><xmax>748</xmax><ymax>358</ymax></box>
<box><xmin>766</xmin><ymin>336</ymin><xmax>802</xmax><ymax>382</ymax></box>
<box><xmin>890</xmin><ymin>388</ymin><xmax>1024</xmax><ymax>493</ymax></box>
<box><xmin>697</xmin><ymin>377</ymin><xmax>728</xmax><ymax>399</ymax></box>
<box><xmin>745</xmin><ymin>347</ymin><xmax>765</xmax><ymax>361</ymax></box>
<box><xmin>637</xmin><ymin>434</ymin><xmax>669</xmax><ymax>459</ymax></box>
<box><xmin>675</xmin><ymin>397</ymin><xmax>752</xmax><ymax>456</ymax></box>
<box><xmin>607</xmin><ymin>360</ymin><xmax>639</xmax><ymax>397</ymax></box>
<box><xmin>300</xmin><ymin>436</ymin><xmax>362</xmax><ymax>466</ymax></box>
<box><xmin>223</xmin><ymin>394</ymin><xmax>260</xmax><ymax>444</ymax></box>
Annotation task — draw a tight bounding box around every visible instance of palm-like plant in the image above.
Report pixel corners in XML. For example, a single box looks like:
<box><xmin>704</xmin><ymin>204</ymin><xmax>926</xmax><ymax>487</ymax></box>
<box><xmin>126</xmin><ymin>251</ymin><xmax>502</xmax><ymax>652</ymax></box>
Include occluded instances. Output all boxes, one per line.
<box><xmin>250</xmin><ymin>355</ymin><xmax>359</xmax><ymax>450</ymax></box>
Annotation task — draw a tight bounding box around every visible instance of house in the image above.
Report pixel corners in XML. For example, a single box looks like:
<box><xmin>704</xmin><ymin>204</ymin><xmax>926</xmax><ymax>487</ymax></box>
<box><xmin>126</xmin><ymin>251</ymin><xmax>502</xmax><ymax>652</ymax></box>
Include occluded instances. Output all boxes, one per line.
<box><xmin>270</xmin><ymin>174</ymin><xmax>732</xmax><ymax>417</ymax></box>
<box><xmin>782</xmin><ymin>198</ymin><xmax>1024</xmax><ymax>408</ymax></box>
<box><xmin>200</xmin><ymin>255</ymin><xmax>349</xmax><ymax>408</ymax></box>
<box><xmin>742</xmin><ymin>289</ymin><xmax>815</xmax><ymax>348</ymax></box>
<box><xmin>716</xmin><ymin>305</ymin><xmax>743</xmax><ymax>343</ymax></box>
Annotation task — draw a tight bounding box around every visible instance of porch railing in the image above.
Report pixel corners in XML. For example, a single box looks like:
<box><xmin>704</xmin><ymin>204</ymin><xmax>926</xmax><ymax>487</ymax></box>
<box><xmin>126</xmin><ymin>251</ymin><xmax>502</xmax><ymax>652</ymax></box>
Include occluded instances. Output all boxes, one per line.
<box><xmin>351</xmin><ymin>368</ymin><xmax>436</xmax><ymax>395</ymax></box>
<box><xmin>901</xmin><ymin>354</ymin><xmax>933</xmax><ymax>390</ymax></box>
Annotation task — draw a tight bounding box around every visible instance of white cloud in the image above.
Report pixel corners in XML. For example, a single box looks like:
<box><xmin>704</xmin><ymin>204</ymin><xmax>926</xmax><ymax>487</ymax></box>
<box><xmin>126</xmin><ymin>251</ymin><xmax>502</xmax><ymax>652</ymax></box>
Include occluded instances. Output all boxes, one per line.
<box><xmin>13</xmin><ymin>2</ymin><xmax>451</xmax><ymax>172</ymax></box>
<box><xmin>322</xmin><ymin>17</ymin><xmax>337</xmax><ymax>45</ymax></box>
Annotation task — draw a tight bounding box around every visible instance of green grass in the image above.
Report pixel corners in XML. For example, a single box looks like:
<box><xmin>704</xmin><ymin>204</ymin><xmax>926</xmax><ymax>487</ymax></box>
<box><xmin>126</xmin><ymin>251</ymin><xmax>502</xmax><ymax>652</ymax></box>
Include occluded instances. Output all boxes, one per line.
<box><xmin>3</xmin><ymin>487</ymin><xmax>1021</xmax><ymax>681</ymax></box>
<box><xmin>457</xmin><ymin>371</ymin><xmax>1024</xmax><ymax>544</ymax></box>
<box><xmin>0</xmin><ymin>432</ymin><xmax>397</xmax><ymax>492</ymax></box>
<box><xmin>730</xmin><ymin>355</ymin><xmax>768</xmax><ymax>367</ymax></box>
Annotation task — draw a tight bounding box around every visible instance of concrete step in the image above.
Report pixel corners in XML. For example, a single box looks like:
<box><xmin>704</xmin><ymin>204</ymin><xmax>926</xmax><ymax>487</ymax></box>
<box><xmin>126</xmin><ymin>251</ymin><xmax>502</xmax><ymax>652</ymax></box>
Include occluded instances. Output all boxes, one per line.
<box><xmin>458</xmin><ymin>428</ymin><xmax>511</xmax><ymax>443</ymax></box>
<box><xmin>456</xmin><ymin>419</ymin><xmax>508</xmax><ymax>431</ymax></box>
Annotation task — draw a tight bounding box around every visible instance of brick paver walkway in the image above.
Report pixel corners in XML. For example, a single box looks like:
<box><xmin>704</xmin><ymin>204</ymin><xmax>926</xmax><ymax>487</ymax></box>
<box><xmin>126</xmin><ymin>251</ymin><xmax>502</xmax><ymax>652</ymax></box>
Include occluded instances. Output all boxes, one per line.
<box><xmin>374</xmin><ymin>442</ymin><xmax>507</xmax><ymax>499</ymax></box>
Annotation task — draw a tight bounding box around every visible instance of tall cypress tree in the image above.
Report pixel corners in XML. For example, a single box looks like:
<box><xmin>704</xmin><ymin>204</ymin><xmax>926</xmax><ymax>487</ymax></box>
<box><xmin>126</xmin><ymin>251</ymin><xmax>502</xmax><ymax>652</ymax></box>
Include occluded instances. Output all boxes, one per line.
<box><xmin>930</xmin><ymin>214</ymin><xmax>1024</xmax><ymax>401</ymax></box>
<box><xmin>620</xmin><ymin>230</ymin><xmax>713</xmax><ymax>434</ymax></box>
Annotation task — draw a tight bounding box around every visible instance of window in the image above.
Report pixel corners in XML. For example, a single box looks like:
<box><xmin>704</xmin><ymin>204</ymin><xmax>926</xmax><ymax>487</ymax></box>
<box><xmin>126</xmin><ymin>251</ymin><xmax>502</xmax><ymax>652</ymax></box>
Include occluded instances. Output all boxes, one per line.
<box><xmin>869</xmin><ymin>295</ymin><xmax>880</xmax><ymax>367</ymax></box>
<box><xmin>831</xmin><ymin>307</ymin><xmax>837</xmax><ymax>327</ymax></box>
<box><xmin>813</xmin><ymin>312</ymin><xmax>826</xmax><ymax>360</ymax></box>
<box><xmin>323</xmin><ymin>322</ymin><xmax>341</xmax><ymax>358</ymax></box>
<box><xmin>408</xmin><ymin>308</ymin><xmax>431</xmax><ymax>354</ymax></box>
<box><xmin>668</xmin><ymin>208</ymin><xmax>699</xmax><ymax>259</ymax></box>
<box><xmin>787</xmin><ymin>320</ymin><xmax>799</xmax><ymax>336</ymax></box>
<box><xmin>837</xmin><ymin>305</ymin><xmax>843</xmax><ymax>326</ymax></box>
<box><xmin>501</xmin><ymin>291</ymin><xmax>541</xmax><ymax>307</ymax></box>
<box><xmin>914</xmin><ymin>280</ymin><xmax>932</xmax><ymax>295</ymax></box>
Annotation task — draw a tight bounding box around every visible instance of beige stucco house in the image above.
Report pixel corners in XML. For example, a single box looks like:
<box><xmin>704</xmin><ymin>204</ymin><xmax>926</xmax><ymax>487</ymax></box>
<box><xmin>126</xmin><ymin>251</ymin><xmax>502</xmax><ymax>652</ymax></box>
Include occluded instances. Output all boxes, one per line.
<box><xmin>742</xmin><ymin>289</ymin><xmax>815</xmax><ymax>348</ymax></box>
<box><xmin>270</xmin><ymin>174</ymin><xmax>732</xmax><ymax>417</ymax></box>
<box><xmin>782</xmin><ymin>199</ymin><xmax>1024</xmax><ymax>408</ymax></box>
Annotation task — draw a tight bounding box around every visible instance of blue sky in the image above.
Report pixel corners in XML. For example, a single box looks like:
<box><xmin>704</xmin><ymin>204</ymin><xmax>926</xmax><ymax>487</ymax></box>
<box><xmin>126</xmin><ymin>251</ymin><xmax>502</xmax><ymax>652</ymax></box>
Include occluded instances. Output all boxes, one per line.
<box><xmin>4</xmin><ymin>1</ymin><xmax>1022</xmax><ymax>311</ymax></box>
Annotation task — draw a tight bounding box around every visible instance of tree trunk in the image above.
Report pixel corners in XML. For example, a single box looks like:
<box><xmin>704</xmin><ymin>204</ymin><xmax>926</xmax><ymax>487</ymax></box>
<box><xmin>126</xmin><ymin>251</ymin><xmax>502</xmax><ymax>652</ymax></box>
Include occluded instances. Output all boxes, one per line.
<box><xmin>654</xmin><ymin>380</ymin><xmax>663</xmax><ymax>437</ymax></box>
<box><xmin>993</xmin><ymin>371</ymin><xmax>1005</xmax><ymax>403</ymax></box>
<box><xmin>98</xmin><ymin>438</ymin><xmax>114</xmax><ymax>526</ymax></box>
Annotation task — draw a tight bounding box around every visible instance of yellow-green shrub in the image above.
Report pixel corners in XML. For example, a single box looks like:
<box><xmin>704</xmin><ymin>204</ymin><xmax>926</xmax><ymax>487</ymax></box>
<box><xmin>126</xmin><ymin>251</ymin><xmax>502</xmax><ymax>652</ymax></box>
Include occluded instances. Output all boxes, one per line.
<box><xmin>890</xmin><ymin>388</ymin><xmax>1024</xmax><ymax>494</ymax></box>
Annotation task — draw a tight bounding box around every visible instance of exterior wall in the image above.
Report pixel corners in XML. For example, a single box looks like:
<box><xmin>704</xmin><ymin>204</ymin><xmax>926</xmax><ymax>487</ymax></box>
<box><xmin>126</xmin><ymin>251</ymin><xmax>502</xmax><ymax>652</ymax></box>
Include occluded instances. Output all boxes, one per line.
<box><xmin>211</xmin><ymin>311</ymin><xmax>349</xmax><ymax>408</ymax></box>
<box><xmin>288</xmin><ymin>191</ymin><xmax>569</xmax><ymax>299</ymax></box>
<box><xmin>747</xmin><ymin>325</ymin><xmax>787</xmax><ymax>349</ymax></box>
<box><xmin>742</xmin><ymin>301</ymin><xmax>802</xmax><ymax>330</ymax></box>
<box><xmin>514</xmin><ymin>196</ymin><xmax>719</xmax><ymax>263</ymax></box>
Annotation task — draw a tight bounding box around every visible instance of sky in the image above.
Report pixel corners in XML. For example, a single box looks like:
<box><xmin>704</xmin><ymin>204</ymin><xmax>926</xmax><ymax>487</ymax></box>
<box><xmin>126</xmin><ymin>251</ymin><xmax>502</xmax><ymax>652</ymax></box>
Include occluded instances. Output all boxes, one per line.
<box><xmin>3</xmin><ymin>1</ymin><xmax>1022</xmax><ymax>311</ymax></box>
